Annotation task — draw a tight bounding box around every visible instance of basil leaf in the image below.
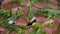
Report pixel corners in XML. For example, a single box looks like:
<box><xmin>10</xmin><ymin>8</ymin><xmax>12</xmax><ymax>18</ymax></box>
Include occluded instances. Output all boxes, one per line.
<box><xmin>29</xmin><ymin>29</ymin><xmax>36</xmax><ymax>34</ymax></box>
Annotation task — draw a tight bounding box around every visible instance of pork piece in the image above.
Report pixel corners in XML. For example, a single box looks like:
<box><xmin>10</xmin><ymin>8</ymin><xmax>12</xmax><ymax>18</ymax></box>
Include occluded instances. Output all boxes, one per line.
<box><xmin>0</xmin><ymin>0</ymin><xmax>59</xmax><ymax>34</ymax></box>
<box><xmin>0</xmin><ymin>26</ymin><xmax>6</xmax><ymax>34</ymax></box>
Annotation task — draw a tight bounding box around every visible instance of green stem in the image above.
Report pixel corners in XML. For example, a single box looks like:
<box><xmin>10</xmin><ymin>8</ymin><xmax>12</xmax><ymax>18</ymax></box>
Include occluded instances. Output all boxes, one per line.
<box><xmin>6</xmin><ymin>29</ymin><xmax>12</xmax><ymax>34</ymax></box>
<box><xmin>46</xmin><ymin>15</ymin><xmax>52</xmax><ymax>20</ymax></box>
<box><xmin>28</xmin><ymin>0</ymin><xmax>32</xmax><ymax>11</ymax></box>
<box><xmin>26</xmin><ymin>0</ymin><xmax>34</xmax><ymax>19</ymax></box>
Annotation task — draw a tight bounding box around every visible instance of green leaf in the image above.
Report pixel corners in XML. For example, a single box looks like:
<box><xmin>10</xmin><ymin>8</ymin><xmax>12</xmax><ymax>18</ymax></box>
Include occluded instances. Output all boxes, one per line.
<box><xmin>6</xmin><ymin>29</ymin><xmax>12</xmax><ymax>34</ymax></box>
<box><xmin>5</xmin><ymin>9</ymin><xmax>23</xmax><ymax>20</ymax></box>
<box><xmin>2</xmin><ymin>10</ymin><xmax>12</xmax><ymax>20</ymax></box>
<box><xmin>34</xmin><ymin>8</ymin><xmax>60</xmax><ymax>19</ymax></box>
<box><xmin>34</xmin><ymin>10</ymin><xmax>45</xmax><ymax>17</ymax></box>
<box><xmin>15</xmin><ymin>28</ymin><xmax>26</xmax><ymax>34</ymax></box>
<box><xmin>46</xmin><ymin>22</ymin><xmax>53</xmax><ymax>27</ymax></box>
<box><xmin>29</xmin><ymin>29</ymin><xmax>36</xmax><ymax>34</ymax></box>
<box><xmin>8</xmin><ymin>0</ymin><xmax>24</xmax><ymax>6</ymax></box>
<box><xmin>0</xmin><ymin>9</ymin><xmax>7</xmax><ymax>14</ymax></box>
<box><xmin>31</xmin><ymin>0</ymin><xmax>44</xmax><ymax>3</ymax></box>
<box><xmin>44</xmin><ymin>8</ymin><xmax>60</xmax><ymax>18</ymax></box>
<box><xmin>26</xmin><ymin>9</ymin><xmax>34</xmax><ymax>20</ymax></box>
<box><xmin>44</xmin><ymin>0</ymin><xmax>52</xmax><ymax>3</ymax></box>
<box><xmin>57</xmin><ymin>23</ymin><xmax>60</xmax><ymax>34</ymax></box>
<box><xmin>30</xmin><ymin>0</ymin><xmax>52</xmax><ymax>3</ymax></box>
<box><xmin>57</xmin><ymin>0</ymin><xmax>60</xmax><ymax>6</ymax></box>
<box><xmin>36</xmin><ymin>29</ymin><xmax>41</xmax><ymax>34</ymax></box>
<box><xmin>32</xmin><ymin>24</ymin><xmax>44</xmax><ymax>30</ymax></box>
<box><xmin>0</xmin><ymin>21</ymin><xmax>26</xmax><ymax>34</ymax></box>
<box><xmin>32</xmin><ymin>24</ymin><xmax>40</xmax><ymax>29</ymax></box>
<box><xmin>41</xmin><ymin>31</ymin><xmax>46</xmax><ymax>34</ymax></box>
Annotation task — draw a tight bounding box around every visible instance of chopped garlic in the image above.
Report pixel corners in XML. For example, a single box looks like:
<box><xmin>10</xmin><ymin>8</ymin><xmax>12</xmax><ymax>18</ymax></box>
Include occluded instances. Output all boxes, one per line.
<box><xmin>8</xmin><ymin>20</ymin><xmax>14</xmax><ymax>24</ymax></box>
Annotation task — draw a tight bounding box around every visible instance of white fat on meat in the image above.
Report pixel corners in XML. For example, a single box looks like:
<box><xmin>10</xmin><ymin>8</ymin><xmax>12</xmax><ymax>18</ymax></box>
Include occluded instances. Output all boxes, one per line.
<box><xmin>30</xmin><ymin>16</ymin><xmax>36</xmax><ymax>22</ymax></box>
